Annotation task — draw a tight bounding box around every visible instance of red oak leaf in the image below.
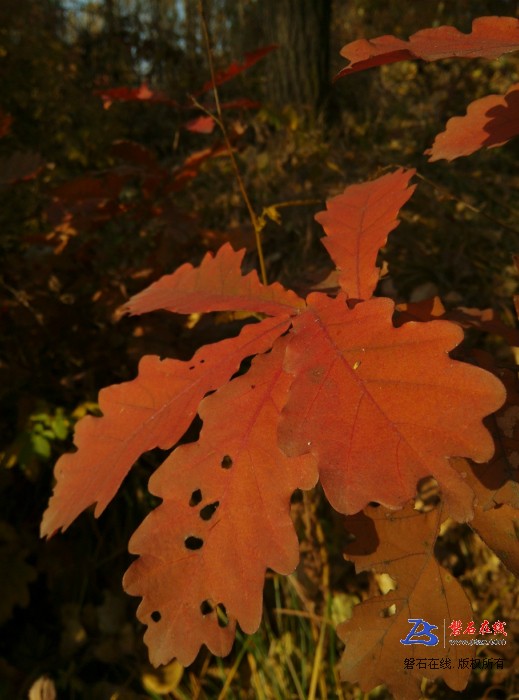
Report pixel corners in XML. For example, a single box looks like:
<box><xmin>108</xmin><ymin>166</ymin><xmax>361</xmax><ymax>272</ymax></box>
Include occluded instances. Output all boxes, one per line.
<box><xmin>339</xmin><ymin>503</ymin><xmax>474</xmax><ymax>698</ymax></box>
<box><xmin>426</xmin><ymin>82</ymin><xmax>519</xmax><ymax>161</ymax></box>
<box><xmin>278</xmin><ymin>293</ymin><xmax>505</xmax><ymax>520</ymax></box>
<box><xmin>336</xmin><ymin>16</ymin><xmax>519</xmax><ymax>79</ymax></box>
<box><xmin>125</xmin><ymin>243</ymin><xmax>305</xmax><ymax>317</ymax></box>
<box><xmin>123</xmin><ymin>338</ymin><xmax>317</xmax><ymax>665</ymax></box>
<box><xmin>95</xmin><ymin>84</ymin><xmax>176</xmax><ymax>109</ymax></box>
<box><xmin>41</xmin><ymin>317</ymin><xmax>290</xmax><ymax>537</ymax></box>
<box><xmin>315</xmin><ymin>169</ymin><xmax>415</xmax><ymax>300</ymax></box>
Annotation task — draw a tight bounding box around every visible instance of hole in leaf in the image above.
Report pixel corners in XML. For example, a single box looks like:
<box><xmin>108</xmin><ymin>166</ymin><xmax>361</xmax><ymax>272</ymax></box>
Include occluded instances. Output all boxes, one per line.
<box><xmin>189</xmin><ymin>365</ymin><xmax>195</xmax><ymax>370</ymax></box>
<box><xmin>151</xmin><ymin>611</ymin><xmax>161</xmax><ymax>622</ymax></box>
<box><xmin>416</xmin><ymin>476</ymin><xmax>440</xmax><ymax>511</ymax></box>
<box><xmin>189</xmin><ymin>489</ymin><xmax>203</xmax><ymax>507</ymax></box>
<box><xmin>200</xmin><ymin>600</ymin><xmax>214</xmax><ymax>616</ymax></box>
<box><xmin>251</xmin><ymin>384</ymin><xmax>256</xmax><ymax>389</ymax></box>
<box><xmin>380</xmin><ymin>603</ymin><xmax>396</xmax><ymax>618</ymax></box>
<box><xmin>216</xmin><ymin>603</ymin><xmax>229</xmax><ymax>628</ymax></box>
<box><xmin>200</xmin><ymin>359</ymin><xmax>205</xmax><ymax>364</ymax></box>
<box><xmin>200</xmin><ymin>501</ymin><xmax>220</xmax><ymax>521</ymax></box>
<box><xmin>185</xmin><ymin>536</ymin><xmax>204</xmax><ymax>550</ymax></box>
<box><xmin>221</xmin><ymin>455</ymin><xmax>233</xmax><ymax>469</ymax></box>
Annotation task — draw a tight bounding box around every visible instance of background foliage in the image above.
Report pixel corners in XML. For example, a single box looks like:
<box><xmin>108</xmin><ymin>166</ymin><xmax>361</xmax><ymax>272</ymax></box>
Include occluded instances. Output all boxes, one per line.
<box><xmin>1</xmin><ymin>0</ymin><xmax>518</xmax><ymax>697</ymax></box>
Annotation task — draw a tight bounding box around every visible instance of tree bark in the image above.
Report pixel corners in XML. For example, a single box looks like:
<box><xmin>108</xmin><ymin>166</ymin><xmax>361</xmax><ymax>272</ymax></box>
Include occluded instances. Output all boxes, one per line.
<box><xmin>261</xmin><ymin>0</ymin><xmax>332</xmax><ymax>124</ymax></box>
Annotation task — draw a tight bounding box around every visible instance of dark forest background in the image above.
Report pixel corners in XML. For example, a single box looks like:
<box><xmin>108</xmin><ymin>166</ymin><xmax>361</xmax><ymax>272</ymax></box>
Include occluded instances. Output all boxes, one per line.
<box><xmin>1</xmin><ymin>1</ymin><xmax>519</xmax><ymax>698</ymax></box>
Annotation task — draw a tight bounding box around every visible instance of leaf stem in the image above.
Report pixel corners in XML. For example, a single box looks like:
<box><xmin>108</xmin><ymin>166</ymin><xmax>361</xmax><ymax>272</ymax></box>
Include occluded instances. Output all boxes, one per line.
<box><xmin>197</xmin><ymin>0</ymin><xmax>268</xmax><ymax>285</ymax></box>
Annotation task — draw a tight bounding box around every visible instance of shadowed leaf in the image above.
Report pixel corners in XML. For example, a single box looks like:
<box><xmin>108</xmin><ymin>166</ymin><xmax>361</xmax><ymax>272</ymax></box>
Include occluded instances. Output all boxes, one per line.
<box><xmin>336</xmin><ymin>16</ymin><xmax>519</xmax><ymax>79</ymax></box>
<box><xmin>338</xmin><ymin>503</ymin><xmax>474</xmax><ymax>698</ymax></box>
<box><xmin>427</xmin><ymin>83</ymin><xmax>519</xmax><ymax>161</ymax></box>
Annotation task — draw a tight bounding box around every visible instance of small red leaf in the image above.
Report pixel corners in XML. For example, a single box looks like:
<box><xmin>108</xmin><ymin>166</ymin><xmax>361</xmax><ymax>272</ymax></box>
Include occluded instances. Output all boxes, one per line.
<box><xmin>125</xmin><ymin>243</ymin><xmax>305</xmax><ymax>317</ymax></box>
<box><xmin>41</xmin><ymin>317</ymin><xmax>290</xmax><ymax>537</ymax></box>
<box><xmin>123</xmin><ymin>338</ymin><xmax>317</xmax><ymax>665</ymax></box>
<box><xmin>0</xmin><ymin>152</ymin><xmax>45</xmax><ymax>185</ymax></box>
<box><xmin>198</xmin><ymin>45</ymin><xmax>277</xmax><ymax>94</ymax></box>
<box><xmin>278</xmin><ymin>293</ymin><xmax>505</xmax><ymax>520</ymax></box>
<box><xmin>185</xmin><ymin>115</ymin><xmax>215</xmax><ymax>134</ymax></box>
<box><xmin>219</xmin><ymin>98</ymin><xmax>261</xmax><ymax>110</ymax></box>
<box><xmin>315</xmin><ymin>169</ymin><xmax>416</xmax><ymax>300</ymax></box>
<box><xmin>95</xmin><ymin>84</ymin><xmax>176</xmax><ymax>109</ymax></box>
<box><xmin>336</xmin><ymin>16</ymin><xmax>519</xmax><ymax>79</ymax></box>
<box><xmin>110</xmin><ymin>140</ymin><xmax>158</xmax><ymax>168</ymax></box>
<box><xmin>0</xmin><ymin>110</ymin><xmax>12</xmax><ymax>139</ymax></box>
<box><xmin>426</xmin><ymin>82</ymin><xmax>519</xmax><ymax>161</ymax></box>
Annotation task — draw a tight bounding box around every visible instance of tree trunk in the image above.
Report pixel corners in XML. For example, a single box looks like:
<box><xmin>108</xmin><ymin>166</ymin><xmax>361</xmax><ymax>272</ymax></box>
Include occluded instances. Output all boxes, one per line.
<box><xmin>261</xmin><ymin>0</ymin><xmax>332</xmax><ymax>124</ymax></box>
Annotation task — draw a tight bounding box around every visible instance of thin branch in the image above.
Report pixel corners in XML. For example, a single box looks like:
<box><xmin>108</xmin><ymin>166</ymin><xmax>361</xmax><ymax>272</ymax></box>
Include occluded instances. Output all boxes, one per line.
<box><xmin>197</xmin><ymin>1</ymin><xmax>268</xmax><ymax>285</ymax></box>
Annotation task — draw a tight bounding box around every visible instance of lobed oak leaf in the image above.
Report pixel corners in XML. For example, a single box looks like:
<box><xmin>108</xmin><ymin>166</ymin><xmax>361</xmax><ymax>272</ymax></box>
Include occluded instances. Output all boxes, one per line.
<box><xmin>123</xmin><ymin>338</ymin><xmax>317</xmax><ymax>666</ymax></box>
<box><xmin>41</xmin><ymin>317</ymin><xmax>290</xmax><ymax>537</ymax></box>
<box><xmin>315</xmin><ymin>169</ymin><xmax>416</xmax><ymax>300</ymax></box>
<box><xmin>278</xmin><ymin>293</ymin><xmax>506</xmax><ymax>520</ymax></box>
<box><xmin>125</xmin><ymin>243</ymin><xmax>305</xmax><ymax>317</ymax></box>
<box><xmin>427</xmin><ymin>83</ymin><xmax>519</xmax><ymax>161</ymax></box>
<box><xmin>338</xmin><ymin>503</ymin><xmax>474</xmax><ymax>698</ymax></box>
<box><xmin>336</xmin><ymin>16</ymin><xmax>519</xmax><ymax>79</ymax></box>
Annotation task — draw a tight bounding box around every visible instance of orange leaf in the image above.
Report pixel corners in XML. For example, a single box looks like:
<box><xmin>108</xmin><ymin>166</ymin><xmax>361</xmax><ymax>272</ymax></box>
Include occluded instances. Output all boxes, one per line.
<box><xmin>123</xmin><ymin>338</ymin><xmax>317</xmax><ymax>665</ymax></box>
<box><xmin>427</xmin><ymin>82</ymin><xmax>519</xmax><ymax>161</ymax></box>
<box><xmin>125</xmin><ymin>243</ymin><xmax>305</xmax><ymax>317</ymax></box>
<box><xmin>278</xmin><ymin>293</ymin><xmax>505</xmax><ymax>520</ymax></box>
<box><xmin>41</xmin><ymin>317</ymin><xmax>290</xmax><ymax>536</ymax></box>
<box><xmin>336</xmin><ymin>16</ymin><xmax>519</xmax><ymax>79</ymax></box>
<box><xmin>315</xmin><ymin>169</ymin><xmax>416</xmax><ymax>300</ymax></box>
<box><xmin>338</xmin><ymin>503</ymin><xmax>474</xmax><ymax>698</ymax></box>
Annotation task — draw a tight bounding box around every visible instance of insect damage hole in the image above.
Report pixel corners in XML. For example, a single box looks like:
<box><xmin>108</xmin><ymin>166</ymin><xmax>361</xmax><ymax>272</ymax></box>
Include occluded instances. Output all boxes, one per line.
<box><xmin>221</xmin><ymin>455</ymin><xmax>233</xmax><ymax>469</ymax></box>
<box><xmin>151</xmin><ymin>611</ymin><xmax>161</xmax><ymax>622</ymax></box>
<box><xmin>189</xmin><ymin>489</ymin><xmax>203</xmax><ymax>506</ymax></box>
<box><xmin>200</xmin><ymin>600</ymin><xmax>214</xmax><ymax>616</ymax></box>
<box><xmin>200</xmin><ymin>501</ymin><xmax>220</xmax><ymax>521</ymax></box>
<box><xmin>185</xmin><ymin>536</ymin><xmax>204</xmax><ymax>550</ymax></box>
<box><xmin>216</xmin><ymin>603</ymin><xmax>229</xmax><ymax>628</ymax></box>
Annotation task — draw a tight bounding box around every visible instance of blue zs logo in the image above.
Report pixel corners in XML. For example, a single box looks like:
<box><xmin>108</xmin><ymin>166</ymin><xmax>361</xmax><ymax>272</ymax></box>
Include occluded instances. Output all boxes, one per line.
<box><xmin>400</xmin><ymin>618</ymin><xmax>439</xmax><ymax>646</ymax></box>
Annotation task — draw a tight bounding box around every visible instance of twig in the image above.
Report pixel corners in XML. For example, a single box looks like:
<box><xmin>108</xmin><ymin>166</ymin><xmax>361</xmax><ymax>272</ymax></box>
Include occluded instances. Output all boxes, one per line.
<box><xmin>381</xmin><ymin>163</ymin><xmax>519</xmax><ymax>237</ymax></box>
<box><xmin>197</xmin><ymin>1</ymin><xmax>268</xmax><ymax>285</ymax></box>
